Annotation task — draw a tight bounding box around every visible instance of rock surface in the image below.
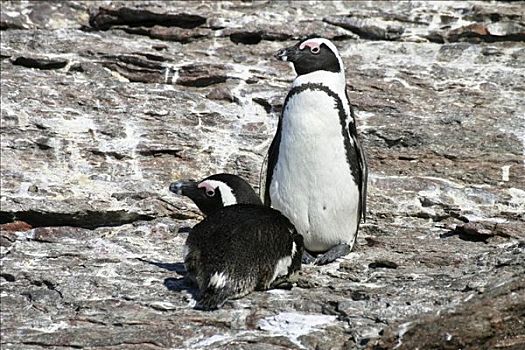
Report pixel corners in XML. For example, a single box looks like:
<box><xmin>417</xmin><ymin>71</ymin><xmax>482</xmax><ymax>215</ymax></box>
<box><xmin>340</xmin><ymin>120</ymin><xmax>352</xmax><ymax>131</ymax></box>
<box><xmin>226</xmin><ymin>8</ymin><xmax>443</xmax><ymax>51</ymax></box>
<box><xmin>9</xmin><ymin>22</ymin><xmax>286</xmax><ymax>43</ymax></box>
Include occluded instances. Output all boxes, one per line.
<box><xmin>1</xmin><ymin>1</ymin><xmax>524</xmax><ymax>349</ymax></box>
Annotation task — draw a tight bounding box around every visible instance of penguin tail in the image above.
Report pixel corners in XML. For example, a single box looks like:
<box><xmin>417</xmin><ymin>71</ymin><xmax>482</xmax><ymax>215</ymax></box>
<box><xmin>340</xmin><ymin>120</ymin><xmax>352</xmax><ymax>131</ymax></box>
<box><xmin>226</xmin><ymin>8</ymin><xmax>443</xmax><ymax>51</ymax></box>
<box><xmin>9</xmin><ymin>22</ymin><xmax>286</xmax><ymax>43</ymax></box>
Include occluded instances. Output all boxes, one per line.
<box><xmin>195</xmin><ymin>287</ymin><xmax>230</xmax><ymax>311</ymax></box>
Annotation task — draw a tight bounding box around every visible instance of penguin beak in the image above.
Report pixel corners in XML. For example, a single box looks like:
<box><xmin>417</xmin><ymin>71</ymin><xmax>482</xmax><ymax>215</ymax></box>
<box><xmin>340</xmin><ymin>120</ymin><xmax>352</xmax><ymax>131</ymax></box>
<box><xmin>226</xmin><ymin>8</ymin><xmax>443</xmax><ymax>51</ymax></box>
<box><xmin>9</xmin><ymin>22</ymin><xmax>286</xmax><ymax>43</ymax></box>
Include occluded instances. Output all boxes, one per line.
<box><xmin>169</xmin><ymin>180</ymin><xmax>198</xmax><ymax>196</ymax></box>
<box><xmin>275</xmin><ymin>46</ymin><xmax>299</xmax><ymax>62</ymax></box>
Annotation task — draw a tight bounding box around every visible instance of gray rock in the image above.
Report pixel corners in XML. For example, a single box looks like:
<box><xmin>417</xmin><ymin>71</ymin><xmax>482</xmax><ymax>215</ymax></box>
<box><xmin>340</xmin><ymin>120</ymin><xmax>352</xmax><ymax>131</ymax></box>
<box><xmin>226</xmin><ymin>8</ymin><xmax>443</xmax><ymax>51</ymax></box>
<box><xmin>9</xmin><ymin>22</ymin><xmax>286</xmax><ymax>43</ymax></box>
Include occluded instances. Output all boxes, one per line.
<box><xmin>369</xmin><ymin>277</ymin><xmax>525</xmax><ymax>350</ymax></box>
<box><xmin>1</xmin><ymin>1</ymin><xmax>524</xmax><ymax>349</ymax></box>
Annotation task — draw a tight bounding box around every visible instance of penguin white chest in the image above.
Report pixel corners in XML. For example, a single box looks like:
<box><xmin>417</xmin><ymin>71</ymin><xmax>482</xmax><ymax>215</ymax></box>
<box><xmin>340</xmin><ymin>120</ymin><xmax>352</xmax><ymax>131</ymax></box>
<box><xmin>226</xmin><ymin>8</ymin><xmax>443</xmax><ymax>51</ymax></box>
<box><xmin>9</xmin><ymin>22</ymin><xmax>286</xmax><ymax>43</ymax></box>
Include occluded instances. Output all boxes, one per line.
<box><xmin>270</xmin><ymin>89</ymin><xmax>360</xmax><ymax>252</ymax></box>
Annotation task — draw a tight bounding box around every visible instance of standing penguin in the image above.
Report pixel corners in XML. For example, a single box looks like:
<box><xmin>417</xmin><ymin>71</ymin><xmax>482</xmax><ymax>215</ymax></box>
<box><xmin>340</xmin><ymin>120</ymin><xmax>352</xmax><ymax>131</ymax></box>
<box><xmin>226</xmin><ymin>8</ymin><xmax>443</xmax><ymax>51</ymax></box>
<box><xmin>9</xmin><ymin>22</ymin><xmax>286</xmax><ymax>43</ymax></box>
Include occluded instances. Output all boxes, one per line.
<box><xmin>169</xmin><ymin>174</ymin><xmax>303</xmax><ymax>310</ymax></box>
<box><xmin>264</xmin><ymin>38</ymin><xmax>368</xmax><ymax>265</ymax></box>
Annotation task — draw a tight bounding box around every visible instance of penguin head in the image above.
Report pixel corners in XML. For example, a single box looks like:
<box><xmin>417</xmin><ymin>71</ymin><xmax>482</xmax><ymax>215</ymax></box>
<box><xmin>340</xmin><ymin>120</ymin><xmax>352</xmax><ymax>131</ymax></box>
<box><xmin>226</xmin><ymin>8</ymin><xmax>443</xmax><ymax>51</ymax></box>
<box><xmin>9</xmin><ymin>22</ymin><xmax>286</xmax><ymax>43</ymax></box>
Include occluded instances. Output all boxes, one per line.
<box><xmin>169</xmin><ymin>173</ymin><xmax>262</xmax><ymax>216</ymax></box>
<box><xmin>275</xmin><ymin>37</ymin><xmax>342</xmax><ymax>76</ymax></box>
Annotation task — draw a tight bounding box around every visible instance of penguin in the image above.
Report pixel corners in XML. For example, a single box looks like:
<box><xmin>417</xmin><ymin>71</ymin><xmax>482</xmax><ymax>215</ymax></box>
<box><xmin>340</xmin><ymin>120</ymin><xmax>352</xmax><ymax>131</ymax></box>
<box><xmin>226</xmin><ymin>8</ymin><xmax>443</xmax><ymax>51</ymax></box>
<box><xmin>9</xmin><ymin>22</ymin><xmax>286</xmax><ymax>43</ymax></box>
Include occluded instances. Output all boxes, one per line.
<box><xmin>169</xmin><ymin>173</ymin><xmax>303</xmax><ymax>310</ymax></box>
<box><xmin>264</xmin><ymin>37</ymin><xmax>368</xmax><ymax>266</ymax></box>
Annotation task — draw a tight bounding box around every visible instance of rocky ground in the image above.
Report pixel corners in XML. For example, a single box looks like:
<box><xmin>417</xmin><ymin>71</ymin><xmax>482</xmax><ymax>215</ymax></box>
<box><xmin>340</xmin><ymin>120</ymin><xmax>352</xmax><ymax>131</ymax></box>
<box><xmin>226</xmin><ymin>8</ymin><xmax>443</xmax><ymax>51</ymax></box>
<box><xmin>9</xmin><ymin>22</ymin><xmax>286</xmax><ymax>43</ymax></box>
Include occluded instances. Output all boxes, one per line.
<box><xmin>1</xmin><ymin>1</ymin><xmax>524</xmax><ymax>349</ymax></box>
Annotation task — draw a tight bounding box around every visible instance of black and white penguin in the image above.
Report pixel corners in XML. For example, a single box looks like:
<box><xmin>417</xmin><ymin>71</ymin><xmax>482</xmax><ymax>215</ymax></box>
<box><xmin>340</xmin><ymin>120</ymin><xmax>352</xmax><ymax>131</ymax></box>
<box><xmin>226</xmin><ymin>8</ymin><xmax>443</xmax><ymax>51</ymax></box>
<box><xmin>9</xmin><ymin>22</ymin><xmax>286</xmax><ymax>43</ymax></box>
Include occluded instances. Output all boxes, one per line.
<box><xmin>169</xmin><ymin>173</ymin><xmax>303</xmax><ymax>310</ymax></box>
<box><xmin>264</xmin><ymin>37</ymin><xmax>368</xmax><ymax>265</ymax></box>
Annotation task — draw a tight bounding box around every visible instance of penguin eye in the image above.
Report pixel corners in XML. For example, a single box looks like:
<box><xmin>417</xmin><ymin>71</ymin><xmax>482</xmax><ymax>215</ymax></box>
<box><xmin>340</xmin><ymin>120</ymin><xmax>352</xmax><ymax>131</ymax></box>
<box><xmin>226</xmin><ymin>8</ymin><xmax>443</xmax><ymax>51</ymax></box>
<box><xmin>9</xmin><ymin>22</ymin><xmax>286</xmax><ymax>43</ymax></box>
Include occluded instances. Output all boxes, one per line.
<box><xmin>205</xmin><ymin>189</ymin><xmax>215</xmax><ymax>197</ymax></box>
<box><xmin>310</xmin><ymin>46</ymin><xmax>320</xmax><ymax>54</ymax></box>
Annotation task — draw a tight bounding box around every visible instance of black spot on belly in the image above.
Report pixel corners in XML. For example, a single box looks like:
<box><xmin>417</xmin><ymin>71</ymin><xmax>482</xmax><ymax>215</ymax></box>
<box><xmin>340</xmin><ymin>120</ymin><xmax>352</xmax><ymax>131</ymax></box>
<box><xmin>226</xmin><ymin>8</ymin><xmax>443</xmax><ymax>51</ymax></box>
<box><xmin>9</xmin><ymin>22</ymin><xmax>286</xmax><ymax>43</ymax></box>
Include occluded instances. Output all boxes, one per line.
<box><xmin>323</xmin><ymin>205</ymin><xmax>327</xmax><ymax>210</ymax></box>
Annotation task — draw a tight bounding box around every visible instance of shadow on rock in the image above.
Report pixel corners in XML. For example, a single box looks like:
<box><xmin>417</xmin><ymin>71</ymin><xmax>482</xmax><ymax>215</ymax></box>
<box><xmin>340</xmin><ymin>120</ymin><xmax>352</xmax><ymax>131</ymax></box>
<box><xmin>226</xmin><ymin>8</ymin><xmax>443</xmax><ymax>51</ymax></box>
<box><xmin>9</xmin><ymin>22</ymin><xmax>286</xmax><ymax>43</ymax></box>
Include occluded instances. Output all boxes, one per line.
<box><xmin>138</xmin><ymin>258</ymin><xmax>201</xmax><ymax>300</ymax></box>
<box><xmin>164</xmin><ymin>277</ymin><xmax>200</xmax><ymax>303</ymax></box>
<box><xmin>137</xmin><ymin>258</ymin><xmax>186</xmax><ymax>275</ymax></box>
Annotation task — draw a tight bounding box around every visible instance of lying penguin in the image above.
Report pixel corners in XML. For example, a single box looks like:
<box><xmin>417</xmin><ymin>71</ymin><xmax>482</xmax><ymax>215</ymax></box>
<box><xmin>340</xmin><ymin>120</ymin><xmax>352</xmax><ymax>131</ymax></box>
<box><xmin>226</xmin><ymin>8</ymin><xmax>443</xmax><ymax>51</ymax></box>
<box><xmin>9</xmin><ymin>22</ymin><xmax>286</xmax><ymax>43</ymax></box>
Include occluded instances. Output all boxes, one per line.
<box><xmin>169</xmin><ymin>173</ymin><xmax>303</xmax><ymax>310</ymax></box>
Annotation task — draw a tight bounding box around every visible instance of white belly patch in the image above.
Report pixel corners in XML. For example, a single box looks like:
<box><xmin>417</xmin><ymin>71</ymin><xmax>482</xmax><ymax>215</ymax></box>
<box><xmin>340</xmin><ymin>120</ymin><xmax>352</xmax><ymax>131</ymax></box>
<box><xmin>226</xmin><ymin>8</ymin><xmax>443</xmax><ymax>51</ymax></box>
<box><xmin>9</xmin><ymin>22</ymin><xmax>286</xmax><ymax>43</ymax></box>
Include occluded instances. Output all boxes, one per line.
<box><xmin>270</xmin><ymin>89</ymin><xmax>360</xmax><ymax>252</ymax></box>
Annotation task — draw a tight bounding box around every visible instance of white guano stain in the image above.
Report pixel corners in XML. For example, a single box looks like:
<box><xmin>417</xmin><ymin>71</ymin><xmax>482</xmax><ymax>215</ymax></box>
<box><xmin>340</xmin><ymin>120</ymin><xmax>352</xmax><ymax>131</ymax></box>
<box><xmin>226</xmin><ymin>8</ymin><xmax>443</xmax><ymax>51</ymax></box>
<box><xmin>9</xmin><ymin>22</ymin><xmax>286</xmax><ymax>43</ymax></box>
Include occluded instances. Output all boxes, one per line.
<box><xmin>258</xmin><ymin>312</ymin><xmax>337</xmax><ymax>349</ymax></box>
<box><xmin>501</xmin><ymin>165</ymin><xmax>510</xmax><ymax>182</ymax></box>
<box><xmin>191</xmin><ymin>334</ymin><xmax>231</xmax><ymax>348</ymax></box>
<box><xmin>463</xmin><ymin>293</ymin><xmax>475</xmax><ymax>302</ymax></box>
<box><xmin>394</xmin><ymin>321</ymin><xmax>413</xmax><ymax>349</ymax></box>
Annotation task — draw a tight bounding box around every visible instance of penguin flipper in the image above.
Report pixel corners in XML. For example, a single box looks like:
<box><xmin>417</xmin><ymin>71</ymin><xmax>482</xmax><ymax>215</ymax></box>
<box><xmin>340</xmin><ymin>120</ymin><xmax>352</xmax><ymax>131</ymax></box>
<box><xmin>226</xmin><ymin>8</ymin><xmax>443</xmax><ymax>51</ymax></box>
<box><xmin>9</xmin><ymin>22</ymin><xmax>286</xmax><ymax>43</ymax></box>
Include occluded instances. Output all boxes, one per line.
<box><xmin>264</xmin><ymin>114</ymin><xmax>283</xmax><ymax>206</ymax></box>
<box><xmin>348</xmin><ymin>103</ymin><xmax>368</xmax><ymax>224</ymax></box>
<box><xmin>290</xmin><ymin>230</ymin><xmax>305</xmax><ymax>268</ymax></box>
<box><xmin>314</xmin><ymin>243</ymin><xmax>350</xmax><ymax>265</ymax></box>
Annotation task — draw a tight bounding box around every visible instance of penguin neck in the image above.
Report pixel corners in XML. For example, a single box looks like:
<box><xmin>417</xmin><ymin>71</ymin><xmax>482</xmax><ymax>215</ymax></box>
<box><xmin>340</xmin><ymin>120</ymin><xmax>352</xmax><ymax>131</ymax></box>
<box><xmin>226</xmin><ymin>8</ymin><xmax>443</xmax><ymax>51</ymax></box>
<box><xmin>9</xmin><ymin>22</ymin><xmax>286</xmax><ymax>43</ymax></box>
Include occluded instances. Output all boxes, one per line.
<box><xmin>292</xmin><ymin>70</ymin><xmax>346</xmax><ymax>94</ymax></box>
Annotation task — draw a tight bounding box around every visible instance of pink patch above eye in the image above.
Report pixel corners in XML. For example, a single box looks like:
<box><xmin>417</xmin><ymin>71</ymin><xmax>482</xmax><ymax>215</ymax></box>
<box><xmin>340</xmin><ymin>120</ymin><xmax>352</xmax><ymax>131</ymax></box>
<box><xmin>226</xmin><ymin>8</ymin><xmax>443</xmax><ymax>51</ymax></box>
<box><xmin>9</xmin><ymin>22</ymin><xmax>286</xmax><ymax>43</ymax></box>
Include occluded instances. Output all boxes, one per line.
<box><xmin>198</xmin><ymin>181</ymin><xmax>215</xmax><ymax>193</ymax></box>
<box><xmin>299</xmin><ymin>40</ymin><xmax>321</xmax><ymax>51</ymax></box>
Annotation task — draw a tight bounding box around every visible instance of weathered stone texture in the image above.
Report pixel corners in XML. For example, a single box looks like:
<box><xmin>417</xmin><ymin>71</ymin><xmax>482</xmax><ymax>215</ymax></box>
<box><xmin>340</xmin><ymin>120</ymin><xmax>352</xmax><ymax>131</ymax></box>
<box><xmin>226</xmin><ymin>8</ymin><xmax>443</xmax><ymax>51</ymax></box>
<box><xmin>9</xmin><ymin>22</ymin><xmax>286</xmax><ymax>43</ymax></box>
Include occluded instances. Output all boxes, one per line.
<box><xmin>1</xmin><ymin>1</ymin><xmax>524</xmax><ymax>349</ymax></box>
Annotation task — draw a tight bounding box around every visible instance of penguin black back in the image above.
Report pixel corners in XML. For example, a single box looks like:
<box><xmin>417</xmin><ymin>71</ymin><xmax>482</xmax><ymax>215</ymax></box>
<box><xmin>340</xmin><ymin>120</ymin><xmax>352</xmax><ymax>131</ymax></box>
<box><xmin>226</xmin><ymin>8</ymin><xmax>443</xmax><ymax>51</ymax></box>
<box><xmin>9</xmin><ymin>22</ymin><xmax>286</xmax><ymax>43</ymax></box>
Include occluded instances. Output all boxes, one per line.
<box><xmin>185</xmin><ymin>204</ymin><xmax>303</xmax><ymax>310</ymax></box>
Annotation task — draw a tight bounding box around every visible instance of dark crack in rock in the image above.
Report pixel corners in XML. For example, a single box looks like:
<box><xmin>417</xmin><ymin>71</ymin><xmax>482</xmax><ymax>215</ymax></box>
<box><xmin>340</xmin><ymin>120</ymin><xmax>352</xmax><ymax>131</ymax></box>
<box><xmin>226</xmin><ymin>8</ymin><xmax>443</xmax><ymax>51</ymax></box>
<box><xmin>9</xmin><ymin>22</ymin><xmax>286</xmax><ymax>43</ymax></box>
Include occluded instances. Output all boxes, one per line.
<box><xmin>10</xmin><ymin>56</ymin><xmax>68</xmax><ymax>70</ymax></box>
<box><xmin>89</xmin><ymin>6</ymin><xmax>206</xmax><ymax>31</ymax></box>
<box><xmin>324</xmin><ymin>15</ymin><xmax>405</xmax><ymax>41</ymax></box>
<box><xmin>0</xmin><ymin>210</ymin><xmax>156</xmax><ymax>230</ymax></box>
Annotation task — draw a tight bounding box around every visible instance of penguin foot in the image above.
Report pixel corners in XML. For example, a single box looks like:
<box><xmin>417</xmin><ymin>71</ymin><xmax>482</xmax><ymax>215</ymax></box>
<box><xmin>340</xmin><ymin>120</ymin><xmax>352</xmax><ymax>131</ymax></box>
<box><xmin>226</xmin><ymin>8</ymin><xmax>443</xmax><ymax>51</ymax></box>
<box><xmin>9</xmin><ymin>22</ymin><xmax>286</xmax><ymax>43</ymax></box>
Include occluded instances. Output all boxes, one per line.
<box><xmin>314</xmin><ymin>244</ymin><xmax>350</xmax><ymax>265</ymax></box>
<box><xmin>271</xmin><ymin>279</ymin><xmax>294</xmax><ymax>290</ymax></box>
<box><xmin>302</xmin><ymin>251</ymin><xmax>316</xmax><ymax>264</ymax></box>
